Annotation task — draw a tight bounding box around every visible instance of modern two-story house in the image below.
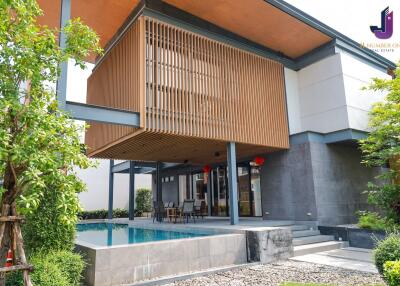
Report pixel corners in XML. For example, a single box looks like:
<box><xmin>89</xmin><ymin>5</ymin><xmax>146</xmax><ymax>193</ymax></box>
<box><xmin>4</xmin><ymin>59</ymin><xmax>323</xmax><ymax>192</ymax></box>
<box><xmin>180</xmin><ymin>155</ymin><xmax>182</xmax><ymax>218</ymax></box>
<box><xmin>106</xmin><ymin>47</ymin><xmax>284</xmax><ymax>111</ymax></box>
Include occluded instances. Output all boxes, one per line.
<box><xmin>39</xmin><ymin>0</ymin><xmax>395</xmax><ymax>226</ymax></box>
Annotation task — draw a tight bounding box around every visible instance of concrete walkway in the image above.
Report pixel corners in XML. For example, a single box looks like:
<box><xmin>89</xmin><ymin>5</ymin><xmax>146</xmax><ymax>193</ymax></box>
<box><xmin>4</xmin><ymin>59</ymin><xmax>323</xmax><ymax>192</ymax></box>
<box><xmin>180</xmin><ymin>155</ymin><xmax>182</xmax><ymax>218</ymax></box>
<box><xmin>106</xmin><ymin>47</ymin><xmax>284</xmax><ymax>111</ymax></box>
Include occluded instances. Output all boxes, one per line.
<box><xmin>290</xmin><ymin>247</ymin><xmax>378</xmax><ymax>273</ymax></box>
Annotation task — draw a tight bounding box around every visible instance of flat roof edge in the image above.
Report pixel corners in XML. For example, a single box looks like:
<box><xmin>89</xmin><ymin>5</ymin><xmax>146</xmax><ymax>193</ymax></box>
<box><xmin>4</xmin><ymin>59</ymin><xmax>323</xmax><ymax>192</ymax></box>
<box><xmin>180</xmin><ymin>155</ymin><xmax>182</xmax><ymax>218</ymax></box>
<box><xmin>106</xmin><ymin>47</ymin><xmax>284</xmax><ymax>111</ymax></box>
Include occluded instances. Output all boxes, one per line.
<box><xmin>94</xmin><ymin>0</ymin><xmax>396</xmax><ymax>73</ymax></box>
<box><xmin>265</xmin><ymin>0</ymin><xmax>396</xmax><ymax>70</ymax></box>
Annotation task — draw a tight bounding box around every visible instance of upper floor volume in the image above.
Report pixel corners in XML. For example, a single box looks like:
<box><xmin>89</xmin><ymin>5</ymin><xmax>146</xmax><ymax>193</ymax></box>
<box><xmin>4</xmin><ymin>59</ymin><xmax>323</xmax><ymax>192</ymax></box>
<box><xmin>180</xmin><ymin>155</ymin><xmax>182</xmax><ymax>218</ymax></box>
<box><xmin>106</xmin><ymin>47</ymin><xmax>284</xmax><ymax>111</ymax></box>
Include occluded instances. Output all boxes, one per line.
<box><xmin>85</xmin><ymin>15</ymin><xmax>290</xmax><ymax>164</ymax></box>
<box><xmin>36</xmin><ymin>0</ymin><xmax>396</xmax><ymax>164</ymax></box>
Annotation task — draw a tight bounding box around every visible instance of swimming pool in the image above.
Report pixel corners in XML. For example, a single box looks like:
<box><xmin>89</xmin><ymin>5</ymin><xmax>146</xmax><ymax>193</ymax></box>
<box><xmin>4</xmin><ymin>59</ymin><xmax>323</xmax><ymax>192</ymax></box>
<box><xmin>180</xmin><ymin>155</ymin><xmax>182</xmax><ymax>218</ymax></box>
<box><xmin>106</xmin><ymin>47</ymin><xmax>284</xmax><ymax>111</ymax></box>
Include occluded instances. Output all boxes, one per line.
<box><xmin>76</xmin><ymin>223</ymin><xmax>210</xmax><ymax>246</ymax></box>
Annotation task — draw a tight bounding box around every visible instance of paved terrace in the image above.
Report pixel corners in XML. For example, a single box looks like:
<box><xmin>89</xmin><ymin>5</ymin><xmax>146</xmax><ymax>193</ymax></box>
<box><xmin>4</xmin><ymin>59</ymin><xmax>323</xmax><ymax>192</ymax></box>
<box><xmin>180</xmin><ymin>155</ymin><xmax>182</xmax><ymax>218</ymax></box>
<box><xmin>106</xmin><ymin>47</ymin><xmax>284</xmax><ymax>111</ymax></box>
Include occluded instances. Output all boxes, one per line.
<box><xmin>104</xmin><ymin>217</ymin><xmax>311</xmax><ymax>234</ymax></box>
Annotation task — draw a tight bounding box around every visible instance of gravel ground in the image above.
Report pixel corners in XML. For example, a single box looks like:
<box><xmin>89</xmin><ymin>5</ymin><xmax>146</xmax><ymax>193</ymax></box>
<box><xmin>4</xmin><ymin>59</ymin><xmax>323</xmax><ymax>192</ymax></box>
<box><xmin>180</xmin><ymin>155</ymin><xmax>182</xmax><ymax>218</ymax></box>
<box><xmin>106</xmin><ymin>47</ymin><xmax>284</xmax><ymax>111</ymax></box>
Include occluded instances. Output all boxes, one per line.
<box><xmin>165</xmin><ymin>261</ymin><xmax>384</xmax><ymax>286</ymax></box>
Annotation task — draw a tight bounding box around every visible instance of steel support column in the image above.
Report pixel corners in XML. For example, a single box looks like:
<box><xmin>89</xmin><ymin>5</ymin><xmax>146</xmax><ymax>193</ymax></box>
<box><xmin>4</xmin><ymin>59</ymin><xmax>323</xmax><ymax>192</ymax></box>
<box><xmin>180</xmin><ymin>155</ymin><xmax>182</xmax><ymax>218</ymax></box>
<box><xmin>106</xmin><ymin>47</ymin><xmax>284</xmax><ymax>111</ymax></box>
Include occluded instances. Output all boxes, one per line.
<box><xmin>56</xmin><ymin>0</ymin><xmax>70</xmax><ymax>109</ymax></box>
<box><xmin>108</xmin><ymin>160</ymin><xmax>114</xmax><ymax>220</ymax></box>
<box><xmin>207</xmin><ymin>171</ymin><xmax>212</xmax><ymax>217</ymax></box>
<box><xmin>156</xmin><ymin>162</ymin><xmax>162</xmax><ymax>222</ymax></box>
<box><xmin>156</xmin><ymin>162</ymin><xmax>162</xmax><ymax>203</ymax></box>
<box><xmin>227</xmin><ymin>142</ymin><xmax>239</xmax><ymax>225</ymax></box>
<box><xmin>128</xmin><ymin>161</ymin><xmax>135</xmax><ymax>220</ymax></box>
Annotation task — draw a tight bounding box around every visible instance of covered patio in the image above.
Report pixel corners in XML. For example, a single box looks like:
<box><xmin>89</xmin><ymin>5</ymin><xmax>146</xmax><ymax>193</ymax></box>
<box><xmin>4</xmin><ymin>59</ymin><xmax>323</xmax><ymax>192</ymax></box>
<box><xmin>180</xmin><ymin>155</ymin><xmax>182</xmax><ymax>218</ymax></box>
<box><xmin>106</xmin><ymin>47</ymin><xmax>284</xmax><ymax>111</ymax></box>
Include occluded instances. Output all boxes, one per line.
<box><xmin>107</xmin><ymin>142</ymin><xmax>245</xmax><ymax>225</ymax></box>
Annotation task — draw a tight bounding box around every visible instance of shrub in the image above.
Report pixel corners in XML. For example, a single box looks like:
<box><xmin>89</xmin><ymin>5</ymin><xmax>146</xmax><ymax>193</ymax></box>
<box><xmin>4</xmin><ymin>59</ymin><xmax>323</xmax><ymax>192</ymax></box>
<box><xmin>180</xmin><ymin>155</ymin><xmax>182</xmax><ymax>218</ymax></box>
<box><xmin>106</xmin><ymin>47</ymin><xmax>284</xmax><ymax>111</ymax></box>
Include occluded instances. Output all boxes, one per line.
<box><xmin>384</xmin><ymin>261</ymin><xmax>400</xmax><ymax>286</ymax></box>
<box><xmin>6</xmin><ymin>251</ymin><xmax>85</xmax><ymax>286</ymax></box>
<box><xmin>358</xmin><ymin>212</ymin><xmax>388</xmax><ymax>231</ymax></box>
<box><xmin>113</xmin><ymin>208</ymin><xmax>129</xmax><ymax>218</ymax></box>
<box><xmin>47</xmin><ymin>250</ymin><xmax>85</xmax><ymax>286</ymax></box>
<box><xmin>78</xmin><ymin>208</ymin><xmax>128</xmax><ymax>220</ymax></box>
<box><xmin>22</xmin><ymin>186</ymin><xmax>79</xmax><ymax>253</ymax></box>
<box><xmin>374</xmin><ymin>233</ymin><xmax>400</xmax><ymax>275</ymax></box>
<box><xmin>136</xmin><ymin>188</ymin><xmax>152</xmax><ymax>214</ymax></box>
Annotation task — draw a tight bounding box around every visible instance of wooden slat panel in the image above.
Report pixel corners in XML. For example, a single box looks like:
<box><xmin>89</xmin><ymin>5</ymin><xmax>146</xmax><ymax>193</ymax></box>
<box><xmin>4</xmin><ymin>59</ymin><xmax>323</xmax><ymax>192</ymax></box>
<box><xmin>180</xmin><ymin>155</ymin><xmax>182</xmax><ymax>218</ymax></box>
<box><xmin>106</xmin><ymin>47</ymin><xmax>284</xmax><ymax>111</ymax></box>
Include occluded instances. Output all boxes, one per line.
<box><xmin>85</xmin><ymin>18</ymin><xmax>144</xmax><ymax>152</ymax></box>
<box><xmin>86</xmin><ymin>16</ymin><xmax>290</xmax><ymax>160</ymax></box>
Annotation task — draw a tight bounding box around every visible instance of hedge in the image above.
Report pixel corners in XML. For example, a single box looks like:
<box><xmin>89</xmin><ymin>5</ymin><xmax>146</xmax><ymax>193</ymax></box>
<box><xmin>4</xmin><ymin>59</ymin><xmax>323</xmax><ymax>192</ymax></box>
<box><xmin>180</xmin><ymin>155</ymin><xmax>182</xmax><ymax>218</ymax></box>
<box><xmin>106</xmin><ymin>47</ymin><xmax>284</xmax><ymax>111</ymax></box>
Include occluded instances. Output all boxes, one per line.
<box><xmin>78</xmin><ymin>208</ymin><xmax>128</xmax><ymax>220</ymax></box>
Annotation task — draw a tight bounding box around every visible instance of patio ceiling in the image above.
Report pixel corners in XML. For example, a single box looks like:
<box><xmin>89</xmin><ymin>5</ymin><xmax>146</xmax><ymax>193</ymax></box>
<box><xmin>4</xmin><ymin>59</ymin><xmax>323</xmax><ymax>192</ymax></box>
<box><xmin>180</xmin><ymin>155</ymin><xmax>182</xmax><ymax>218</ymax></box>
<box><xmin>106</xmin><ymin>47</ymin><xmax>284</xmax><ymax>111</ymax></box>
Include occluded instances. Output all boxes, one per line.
<box><xmin>36</xmin><ymin>0</ymin><xmax>332</xmax><ymax>63</ymax></box>
<box><xmin>87</xmin><ymin>129</ymin><xmax>280</xmax><ymax>165</ymax></box>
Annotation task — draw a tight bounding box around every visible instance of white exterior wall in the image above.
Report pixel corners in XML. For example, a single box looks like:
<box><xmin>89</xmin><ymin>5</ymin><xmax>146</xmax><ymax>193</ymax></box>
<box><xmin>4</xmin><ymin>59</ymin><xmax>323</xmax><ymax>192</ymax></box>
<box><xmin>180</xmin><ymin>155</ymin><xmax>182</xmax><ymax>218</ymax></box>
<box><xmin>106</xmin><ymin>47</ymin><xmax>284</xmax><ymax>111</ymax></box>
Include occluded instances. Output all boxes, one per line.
<box><xmin>284</xmin><ymin>69</ymin><xmax>302</xmax><ymax>134</ymax></box>
<box><xmin>340</xmin><ymin>53</ymin><xmax>390</xmax><ymax>131</ymax></box>
<box><xmin>76</xmin><ymin>160</ymin><xmax>151</xmax><ymax>211</ymax></box>
<box><xmin>285</xmin><ymin>52</ymin><xmax>390</xmax><ymax>135</ymax></box>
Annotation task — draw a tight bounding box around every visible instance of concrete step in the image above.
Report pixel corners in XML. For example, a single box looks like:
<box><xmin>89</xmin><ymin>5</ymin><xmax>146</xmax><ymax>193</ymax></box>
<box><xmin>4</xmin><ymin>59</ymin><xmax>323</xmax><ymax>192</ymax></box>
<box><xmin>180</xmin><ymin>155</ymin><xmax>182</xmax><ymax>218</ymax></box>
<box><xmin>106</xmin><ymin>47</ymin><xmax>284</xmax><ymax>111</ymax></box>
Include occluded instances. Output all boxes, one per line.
<box><xmin>292</xmin><ymin>230</ymin><xmax>321</xmax><ymax>238</ymax></box>
<box><xmin>293</xmin><ymin>241</ymin><xmax>349</xmax><ymax>257</ymax></box>
<box><xmin>288</xmin><ymin>225</ymin><xmax>310</xmax><ymax>231</ymax></box>
<box><xmin>293</xmin><ymin>235</ymin><xmax>335</xmax><ymax>246</ymax></box>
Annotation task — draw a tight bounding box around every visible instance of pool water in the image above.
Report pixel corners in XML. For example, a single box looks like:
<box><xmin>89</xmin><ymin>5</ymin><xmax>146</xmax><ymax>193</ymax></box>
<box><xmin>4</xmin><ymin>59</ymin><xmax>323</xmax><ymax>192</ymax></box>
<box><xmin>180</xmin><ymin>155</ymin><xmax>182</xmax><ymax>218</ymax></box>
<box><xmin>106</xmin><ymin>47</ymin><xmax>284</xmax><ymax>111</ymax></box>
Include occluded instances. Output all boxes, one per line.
<box><xmin>76</xmin><ymin>223</ymin><xmax>210</xmax><ymax>246</ymax></box>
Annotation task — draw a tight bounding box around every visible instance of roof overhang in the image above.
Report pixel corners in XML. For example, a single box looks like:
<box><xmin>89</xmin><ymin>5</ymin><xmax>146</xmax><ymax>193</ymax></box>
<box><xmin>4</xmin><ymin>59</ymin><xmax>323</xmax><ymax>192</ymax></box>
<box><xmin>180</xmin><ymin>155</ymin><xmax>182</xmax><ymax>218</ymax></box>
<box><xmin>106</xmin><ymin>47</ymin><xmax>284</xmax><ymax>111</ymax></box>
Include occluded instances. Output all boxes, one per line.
<box><xmin>36</xmin><ymin>0</ymin><xmax>142</xmax><ymax>63</ymax></box>
<box><xmin>36</xmin><ymin>0</ymin><xmax>394</xmax><ymax>70</ymax></box>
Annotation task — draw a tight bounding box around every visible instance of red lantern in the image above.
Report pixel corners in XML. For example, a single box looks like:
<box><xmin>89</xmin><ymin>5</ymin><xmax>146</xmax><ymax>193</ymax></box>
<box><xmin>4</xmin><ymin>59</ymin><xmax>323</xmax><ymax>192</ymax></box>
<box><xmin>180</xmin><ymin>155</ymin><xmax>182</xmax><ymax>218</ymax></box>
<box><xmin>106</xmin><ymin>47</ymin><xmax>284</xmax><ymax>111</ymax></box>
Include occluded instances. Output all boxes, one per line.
<box><xmin>203</xmin><ymin>165</ymin><xmax>211</xmax><ymax>183</ymax></box>
<box><xmin>254</xmin><ymin>156</ymin><xmax>265</xmax><ymax>166</ymax></box>
<box><xmin>203</xmin><ymin>165</ymin><xmax>211</xmax><ymax>173</ymax></box>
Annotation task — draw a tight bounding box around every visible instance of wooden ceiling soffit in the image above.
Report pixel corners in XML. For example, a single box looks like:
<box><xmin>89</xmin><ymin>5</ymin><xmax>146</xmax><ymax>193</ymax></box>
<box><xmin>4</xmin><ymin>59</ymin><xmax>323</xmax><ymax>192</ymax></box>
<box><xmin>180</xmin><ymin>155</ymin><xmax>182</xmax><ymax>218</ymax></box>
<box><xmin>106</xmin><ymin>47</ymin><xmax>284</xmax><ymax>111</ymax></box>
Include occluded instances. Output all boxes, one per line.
<box><xmin>87</xmin><ymin>130</ymin><xmax>283</xmax><ymax>165</ymax></box>
<box><xmin>161</xmin><ymin>0</ymin><xmax>332</xmax><ymax>59</ymax></box>
<box><xmin>36</xmin><ymin>0</ymin><xmax>142</xmax><ymax>63</ymax></box>
<box><xmin>36</xmin><ymin>0</ymin><xmax>332</xmax><ymax>63</ymax></box>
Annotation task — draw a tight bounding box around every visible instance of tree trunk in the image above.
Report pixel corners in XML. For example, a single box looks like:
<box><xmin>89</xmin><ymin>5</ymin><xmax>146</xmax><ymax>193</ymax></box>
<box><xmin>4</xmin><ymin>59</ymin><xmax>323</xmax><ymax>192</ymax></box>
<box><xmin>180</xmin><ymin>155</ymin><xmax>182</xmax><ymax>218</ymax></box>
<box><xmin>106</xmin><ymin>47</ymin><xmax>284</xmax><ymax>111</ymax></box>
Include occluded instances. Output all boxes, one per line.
<box><xmin>0</xmin><ymin>165</ymin><xmax>32</xmax><ymax>286</ymax></box>
<box><xmin>1</xmin><ymin>164</ymin><xmax>15</xmax><ymax>269</ymax></box>
<box><xmin>11</xmin><ymin>205</ymin><xmax>32</xmax><ymax>286</ymax></box>
<box><xmin>0</xmin><ymin>204</ymin><xmax>12</xmax><ymax>286</ymax></box>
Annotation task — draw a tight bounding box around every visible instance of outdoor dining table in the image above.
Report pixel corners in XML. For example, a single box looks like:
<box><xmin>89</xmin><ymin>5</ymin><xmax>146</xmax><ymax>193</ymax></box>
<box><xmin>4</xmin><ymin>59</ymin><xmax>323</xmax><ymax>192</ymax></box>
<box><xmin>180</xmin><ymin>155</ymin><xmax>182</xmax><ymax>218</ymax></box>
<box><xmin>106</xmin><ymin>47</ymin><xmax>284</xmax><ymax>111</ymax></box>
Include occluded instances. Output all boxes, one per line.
<box><xmin>165</xmin><ymin>207</ymin><xmax>182</xmax><ymax>223</ymax></box>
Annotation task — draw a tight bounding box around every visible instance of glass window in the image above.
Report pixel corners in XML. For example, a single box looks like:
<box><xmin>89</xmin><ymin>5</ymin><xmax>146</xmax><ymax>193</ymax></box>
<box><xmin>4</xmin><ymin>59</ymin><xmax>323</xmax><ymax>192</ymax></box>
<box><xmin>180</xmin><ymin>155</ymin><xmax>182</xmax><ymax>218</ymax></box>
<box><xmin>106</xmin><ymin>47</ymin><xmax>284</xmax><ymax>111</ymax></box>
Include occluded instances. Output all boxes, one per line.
<box><xmin>193</xmin><ymin>173</ymin><xmax>206</xmax><ymax>200</ymax></box>
<box><xmin>211</xmin><ymin>168</ymin><xmax>228</xmax><ymax>216</ymax></box>
<box><xmin>238</xmin><ymin>166</ymin><xmax>251</xmax><ymax>216</ymax></box>
<box><xmin>251</xmin><ymin>167</ymin><xmax>262</xmax><ymax>217</ymax></box>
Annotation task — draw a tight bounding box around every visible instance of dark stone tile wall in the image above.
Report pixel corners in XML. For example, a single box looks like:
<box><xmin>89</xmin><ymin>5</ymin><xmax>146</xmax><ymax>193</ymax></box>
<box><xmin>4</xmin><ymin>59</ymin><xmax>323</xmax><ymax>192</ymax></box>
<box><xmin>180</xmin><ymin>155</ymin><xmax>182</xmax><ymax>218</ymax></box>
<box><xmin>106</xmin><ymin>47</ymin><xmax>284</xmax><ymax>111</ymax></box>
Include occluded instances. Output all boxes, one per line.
<box><xmin>260</xmin><ymin>141</ymin><xmax>382</xmax><ymax>225</ymax></box>
<box><xmin>309</xmin><ymin>142</ymin><xmax>381</xmax><ymax>225</ymax></box>
<box><xmin>260</xmin><ymin>143</ymin><xmax>318</xmax><ymax>221</ymax></box>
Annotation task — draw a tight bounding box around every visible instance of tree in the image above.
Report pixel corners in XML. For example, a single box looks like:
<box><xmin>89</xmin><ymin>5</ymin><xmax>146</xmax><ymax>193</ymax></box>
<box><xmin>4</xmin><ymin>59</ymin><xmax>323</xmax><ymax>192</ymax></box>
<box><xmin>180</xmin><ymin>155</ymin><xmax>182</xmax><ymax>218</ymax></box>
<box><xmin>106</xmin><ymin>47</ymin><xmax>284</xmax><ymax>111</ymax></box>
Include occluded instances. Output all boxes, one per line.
<box><xmin>0</xmin><ymin>0</ymin><xmax>101</xmax><ymax>284</ymax></box>
<box><xmin>360</xmin><ymin>67</ymin><xmax>400</xmax><ymax>224</ymax></box>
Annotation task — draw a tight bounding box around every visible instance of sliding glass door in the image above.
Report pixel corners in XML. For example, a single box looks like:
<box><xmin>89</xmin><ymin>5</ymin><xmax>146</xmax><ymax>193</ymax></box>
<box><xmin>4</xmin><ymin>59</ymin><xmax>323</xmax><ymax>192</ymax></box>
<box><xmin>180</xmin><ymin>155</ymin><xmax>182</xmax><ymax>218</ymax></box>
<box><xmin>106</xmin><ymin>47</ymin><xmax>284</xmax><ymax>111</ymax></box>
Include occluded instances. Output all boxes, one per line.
<box><xmin>209</xmin><ymin>164</ymin><xmax>262</xmax><ymax>217</ymax></box>
<box><xmin>251</xmin><ymin>167</ymin><xmax>262</xmax><ymax>217</ymax></box>
<box><xmin>238</xmin><ymin>166</ymin><xmax>251</xmax><ymax>216</ymax></box>
<box><xmin>211</xmin><ymin>168</ymin><xmax>229</xmax><ymax>216</ymax></box>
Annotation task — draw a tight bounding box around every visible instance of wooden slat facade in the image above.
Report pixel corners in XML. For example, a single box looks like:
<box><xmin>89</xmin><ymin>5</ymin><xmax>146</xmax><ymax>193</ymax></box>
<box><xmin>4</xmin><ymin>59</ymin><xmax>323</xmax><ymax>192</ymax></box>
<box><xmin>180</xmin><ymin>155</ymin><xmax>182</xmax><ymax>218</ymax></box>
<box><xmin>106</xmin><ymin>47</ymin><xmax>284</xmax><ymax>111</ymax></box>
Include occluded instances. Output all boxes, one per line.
<box><xmin>85</xmin><ymin>18</ymin><xmax>145</xmax><ymax>152</ymax></box>
<box><xmin>85</xmin><ymin>16</ymin><xmax>289</xmax><ymax>163</ymax></box>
